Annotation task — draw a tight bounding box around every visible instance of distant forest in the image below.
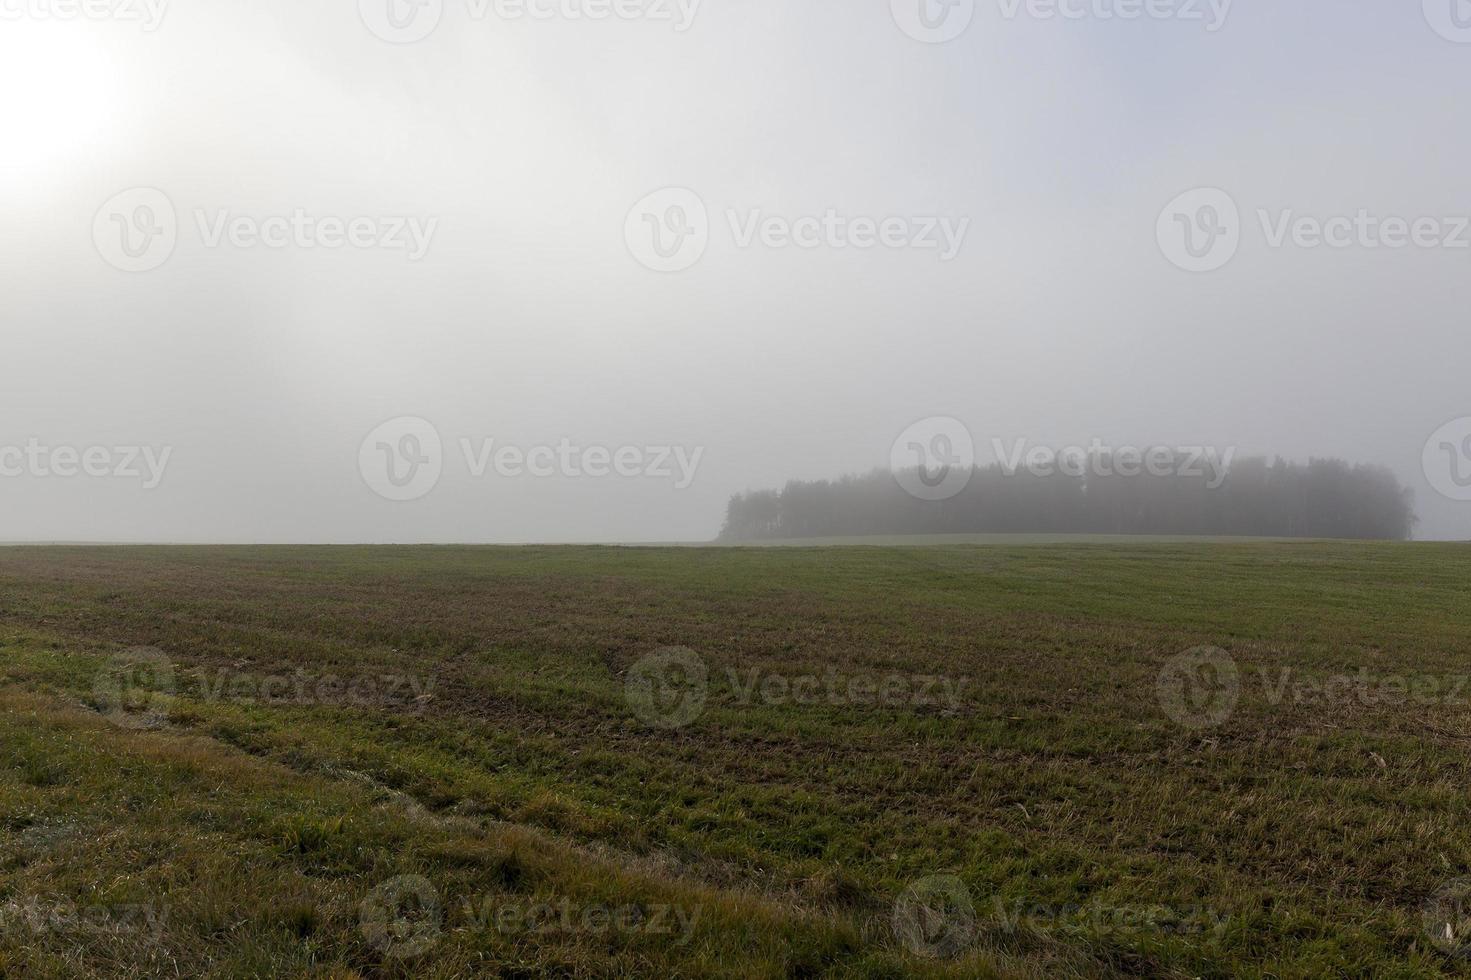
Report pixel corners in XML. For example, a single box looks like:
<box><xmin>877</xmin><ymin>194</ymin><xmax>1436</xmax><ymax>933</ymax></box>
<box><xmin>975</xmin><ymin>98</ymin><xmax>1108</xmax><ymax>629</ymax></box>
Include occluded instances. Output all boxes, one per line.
<box><xmin>720</xmin><ymin>456</ymin><xmax>1416</xmax><ymax>542</ymax></box>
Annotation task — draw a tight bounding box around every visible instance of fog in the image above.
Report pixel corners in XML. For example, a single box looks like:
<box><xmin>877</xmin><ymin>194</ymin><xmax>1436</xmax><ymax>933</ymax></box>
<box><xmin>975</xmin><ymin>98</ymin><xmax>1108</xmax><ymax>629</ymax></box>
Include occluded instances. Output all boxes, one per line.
<box><xmin>3</xmin><ymin>0</ymin><xmax>1469</xmax><ymax>542</ymax></box>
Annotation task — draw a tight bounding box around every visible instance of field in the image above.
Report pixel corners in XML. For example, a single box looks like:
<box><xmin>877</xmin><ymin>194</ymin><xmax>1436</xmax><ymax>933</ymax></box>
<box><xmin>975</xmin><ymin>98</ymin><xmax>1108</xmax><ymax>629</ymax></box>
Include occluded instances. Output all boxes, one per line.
<box><xmin>1</xmin><ymin>541</ymin><xmax>1470</xmax><ymax>977</ymax></box>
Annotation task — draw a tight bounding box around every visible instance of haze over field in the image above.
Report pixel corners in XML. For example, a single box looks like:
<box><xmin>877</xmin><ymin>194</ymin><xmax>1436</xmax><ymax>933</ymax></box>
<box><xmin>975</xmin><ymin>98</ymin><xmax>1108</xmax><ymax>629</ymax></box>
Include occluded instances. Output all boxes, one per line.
<box><xmin>7</xmin><ymin>10</ymin><xmax>1471</xmax><ymax>974</ymax></box>
<box><xmin>3</xmin><ymin>1</ymin><xmax>1470</xmax><ymax>542</ymax></box>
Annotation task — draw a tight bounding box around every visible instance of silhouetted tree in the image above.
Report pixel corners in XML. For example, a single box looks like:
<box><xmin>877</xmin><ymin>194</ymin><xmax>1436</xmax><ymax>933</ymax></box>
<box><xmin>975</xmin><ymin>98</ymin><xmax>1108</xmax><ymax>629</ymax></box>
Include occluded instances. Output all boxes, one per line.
<box><xmin>718</xmin><ymin>455</ymin><xmax>1416</xmax><ymax>542</ymax></box>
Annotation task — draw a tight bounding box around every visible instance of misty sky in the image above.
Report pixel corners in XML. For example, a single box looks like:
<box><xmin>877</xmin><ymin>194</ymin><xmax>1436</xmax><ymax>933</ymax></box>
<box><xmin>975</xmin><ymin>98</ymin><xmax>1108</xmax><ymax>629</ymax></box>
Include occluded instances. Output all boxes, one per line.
<box><xmin>2</xmin><ymin>0</ymin><xmax>1469</xmax><ymax>542</ymax></box>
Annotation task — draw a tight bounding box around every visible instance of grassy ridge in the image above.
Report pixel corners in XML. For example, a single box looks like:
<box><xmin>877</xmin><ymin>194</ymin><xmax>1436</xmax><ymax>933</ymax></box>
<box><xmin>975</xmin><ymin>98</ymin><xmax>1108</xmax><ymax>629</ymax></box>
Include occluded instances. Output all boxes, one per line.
<box><xmin>1</xmin><ymin>542</ymin><xmax>1469</xmax><ymax>976</ymax></box>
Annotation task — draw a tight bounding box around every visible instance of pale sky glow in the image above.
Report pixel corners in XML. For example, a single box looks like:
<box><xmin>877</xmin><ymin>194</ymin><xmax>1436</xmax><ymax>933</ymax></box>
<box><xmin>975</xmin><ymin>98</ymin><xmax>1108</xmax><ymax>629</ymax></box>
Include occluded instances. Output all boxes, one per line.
<box><xmin>2</xmin><ymin>0</ymin><xmax>1469</xmax><ymax>541</ymax></box>
<box><xmin>0</xmin><ymin>27</ymin><xmax>121</xmax><ymax>197</ymax></box>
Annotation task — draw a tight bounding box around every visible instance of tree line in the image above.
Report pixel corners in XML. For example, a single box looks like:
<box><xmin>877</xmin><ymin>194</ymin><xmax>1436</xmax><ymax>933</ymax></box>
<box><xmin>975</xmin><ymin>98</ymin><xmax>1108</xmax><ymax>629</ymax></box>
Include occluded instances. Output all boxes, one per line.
<box><xmin>719</xmin><ymin>455</ymin><xmax>1416</xmax><ymax>542</ymax></box>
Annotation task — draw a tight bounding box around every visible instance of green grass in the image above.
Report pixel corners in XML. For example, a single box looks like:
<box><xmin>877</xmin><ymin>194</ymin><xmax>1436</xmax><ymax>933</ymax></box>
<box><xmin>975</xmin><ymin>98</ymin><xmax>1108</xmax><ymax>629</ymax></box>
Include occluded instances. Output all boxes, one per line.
<box><xmin>716</xmin><ymin>533</ymin><xmax>1308</xmax><ymax>547</ymax></box>
<box><xmin>0</xmin><ymin>541</ymin><xmax>1469</xmax><ymax>977</ymax></box>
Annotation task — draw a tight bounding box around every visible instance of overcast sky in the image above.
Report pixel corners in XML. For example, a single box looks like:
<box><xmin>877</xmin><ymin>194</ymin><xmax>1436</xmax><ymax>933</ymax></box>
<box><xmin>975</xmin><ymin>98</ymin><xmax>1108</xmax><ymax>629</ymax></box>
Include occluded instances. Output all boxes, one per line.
<box><xmin>2</xmin><ymin>0</ymin><xmax>1469</xmax><ymax>542</ymax></box>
